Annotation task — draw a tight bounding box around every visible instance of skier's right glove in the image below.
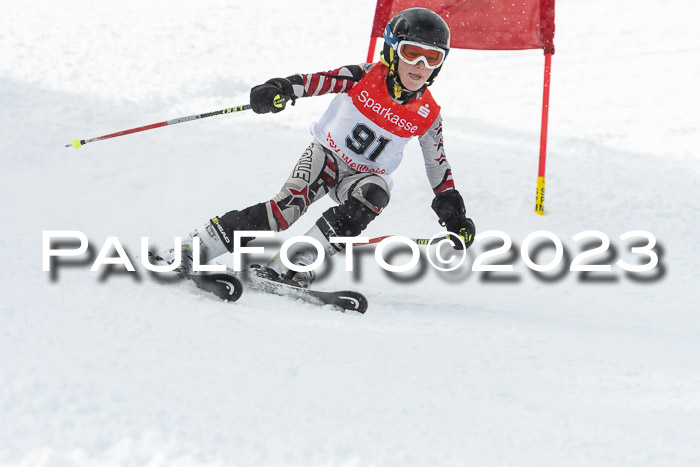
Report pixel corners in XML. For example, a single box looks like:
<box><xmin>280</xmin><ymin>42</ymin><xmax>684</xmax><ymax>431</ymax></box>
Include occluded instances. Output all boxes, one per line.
<box><xmin>431</xmin><ymin>189</ymin><xmax>476</xmax><ymax>250</ymax></box>
<box><xmin>249</xmin><ymin>77</ymin><xmax>296</xmax><ymax>114</ymax></box>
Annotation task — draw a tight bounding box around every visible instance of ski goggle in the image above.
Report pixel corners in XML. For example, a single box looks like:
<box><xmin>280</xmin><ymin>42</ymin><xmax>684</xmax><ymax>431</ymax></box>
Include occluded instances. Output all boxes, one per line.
<box><xmin>396</xmin><ymin>40</ymin><xmax>446</xmax><ymax>69</ymax></box>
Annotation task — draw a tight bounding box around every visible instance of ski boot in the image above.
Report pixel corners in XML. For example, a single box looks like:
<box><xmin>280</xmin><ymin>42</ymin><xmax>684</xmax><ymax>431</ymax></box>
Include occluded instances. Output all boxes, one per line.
<box><xmin>151</xmin><ymin>222</ymin><xmax>229</xmax><ymax>276</ymax></box>
<box><xmin>253</xmin><ymin>248</ymin><xmax>318</xmax><ymax>289</ymax></box>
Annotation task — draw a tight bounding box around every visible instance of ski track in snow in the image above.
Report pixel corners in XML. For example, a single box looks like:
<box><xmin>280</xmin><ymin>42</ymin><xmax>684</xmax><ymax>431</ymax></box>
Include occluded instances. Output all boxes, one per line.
<box><xmin>1</xmin><ymin>0</ymin><xmax>699</xmax><ymax>465</ymax></box>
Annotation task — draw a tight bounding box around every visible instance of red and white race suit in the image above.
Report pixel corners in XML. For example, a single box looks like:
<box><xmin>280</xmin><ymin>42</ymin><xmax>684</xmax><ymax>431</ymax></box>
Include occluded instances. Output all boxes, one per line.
<box><xmin>291</xmin><ymin>62</ymin><xmax>455</xmax><ymax>194</ymax></box>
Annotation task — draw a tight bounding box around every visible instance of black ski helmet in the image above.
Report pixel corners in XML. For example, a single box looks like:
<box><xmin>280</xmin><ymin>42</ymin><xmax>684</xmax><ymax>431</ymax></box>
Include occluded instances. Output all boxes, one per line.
<box><xmin>381</xmin><ymin>8</ymin><xmax>451</xmax><ymax>91</ymax></box>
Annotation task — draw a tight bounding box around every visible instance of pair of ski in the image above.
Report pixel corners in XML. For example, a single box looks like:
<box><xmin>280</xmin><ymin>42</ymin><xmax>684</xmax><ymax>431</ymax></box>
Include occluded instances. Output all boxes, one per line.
<box><xmin>185</xmin><ymin>268</ymin><xmax>368</xmax><ymax>314</ymax></box>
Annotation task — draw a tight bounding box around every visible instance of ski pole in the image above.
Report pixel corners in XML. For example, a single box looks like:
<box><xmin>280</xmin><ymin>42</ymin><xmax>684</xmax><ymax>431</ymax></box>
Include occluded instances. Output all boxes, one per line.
<box><xmin>65</xmin><ymin>104</ymin><xmax>252</xmax><ymax>150</ymax></box>
<box><xmin>358</xmin><ymin>234</ymin><xmax>450</xmax><ymax>247</ymax></box>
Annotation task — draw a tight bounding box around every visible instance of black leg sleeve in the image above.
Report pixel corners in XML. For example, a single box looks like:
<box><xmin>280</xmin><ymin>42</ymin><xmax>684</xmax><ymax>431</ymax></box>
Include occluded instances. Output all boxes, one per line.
<box><xmin>214</xmin><ymin>202</ymin><xmax>273</xmax><ymax>252</ymax></box>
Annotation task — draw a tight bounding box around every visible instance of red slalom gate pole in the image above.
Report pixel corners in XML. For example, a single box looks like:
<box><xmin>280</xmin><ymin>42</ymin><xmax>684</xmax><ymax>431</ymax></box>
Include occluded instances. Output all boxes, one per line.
<box><xmin>65</xmin><ymin>104</ymin><xmax>252</xmax><ymax>150</ymax></box>
<box><xmin>366</xmin><ymin>37</ymin><xmax>379</xmax><ymax>62</ymax></box>
<box><xmin>535</xmin><ymin>52</ymin><xmax>553</xmax><ymax>215</ymax></box>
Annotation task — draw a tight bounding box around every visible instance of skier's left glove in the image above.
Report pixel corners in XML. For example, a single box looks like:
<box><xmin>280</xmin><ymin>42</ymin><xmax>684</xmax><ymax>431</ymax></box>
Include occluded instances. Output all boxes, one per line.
<box><xmin>431</xmin><ymin>189</ymin><xmax>475</xmax><ymax>250</ymax></box>
<box><xmin>250</xmin><ymin>77</ymin><xmax>296</xmax><ymax>114</ymax></box>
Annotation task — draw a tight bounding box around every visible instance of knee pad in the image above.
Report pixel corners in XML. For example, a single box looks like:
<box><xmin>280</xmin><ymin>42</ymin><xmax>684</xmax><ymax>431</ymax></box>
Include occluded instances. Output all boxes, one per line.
<box><xmin>347</xmin><ymin>175</ymin><xmax>390</xmax><ymax>215</ymax></box>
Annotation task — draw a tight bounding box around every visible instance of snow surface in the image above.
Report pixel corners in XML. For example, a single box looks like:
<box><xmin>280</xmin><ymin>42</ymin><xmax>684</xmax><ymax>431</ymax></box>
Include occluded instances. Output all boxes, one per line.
<box><xmin>2</xmin><ymin>0</ymin><xmax>700</xmax><ymax>465</ymax></box>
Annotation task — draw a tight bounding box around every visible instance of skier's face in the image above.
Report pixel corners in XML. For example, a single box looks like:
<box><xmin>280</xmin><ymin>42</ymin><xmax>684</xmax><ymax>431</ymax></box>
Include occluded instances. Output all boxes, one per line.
<box><xmin>397</xmin><ymin>59</ymin><xmax>430</xmax><ymax>91</ymax></box>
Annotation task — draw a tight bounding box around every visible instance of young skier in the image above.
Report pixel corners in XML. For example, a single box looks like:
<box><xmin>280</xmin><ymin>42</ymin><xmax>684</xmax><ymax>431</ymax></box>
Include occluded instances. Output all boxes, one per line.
<box><xmin>156</xmin><ymin>7</ymin><xmax>475</xmax><ymax>287</ymax></box>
